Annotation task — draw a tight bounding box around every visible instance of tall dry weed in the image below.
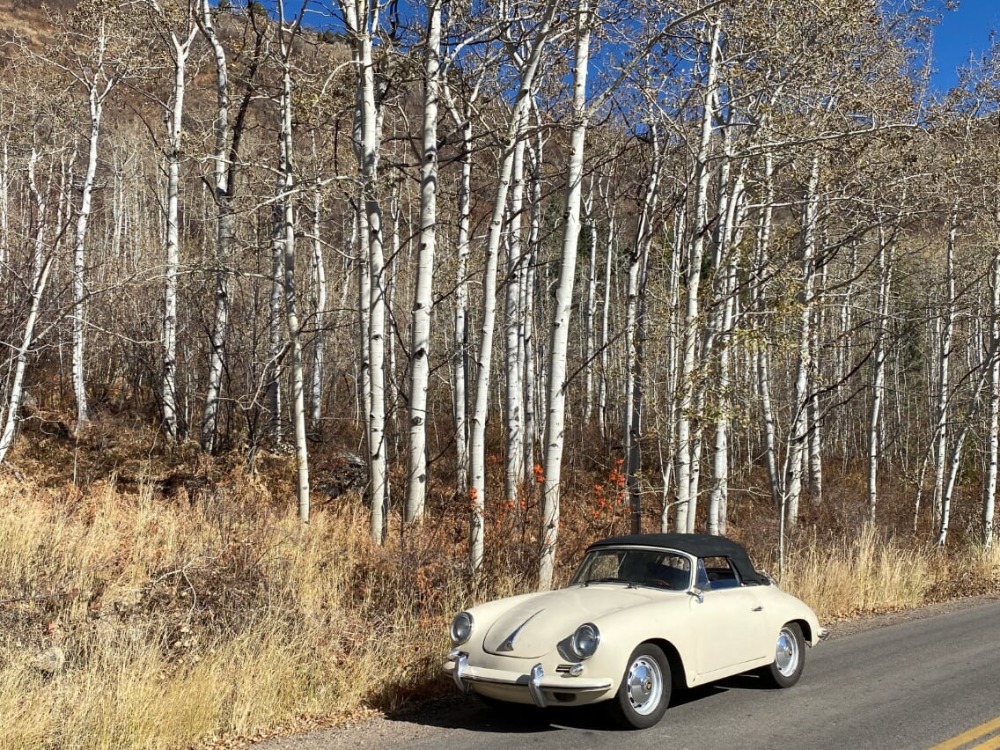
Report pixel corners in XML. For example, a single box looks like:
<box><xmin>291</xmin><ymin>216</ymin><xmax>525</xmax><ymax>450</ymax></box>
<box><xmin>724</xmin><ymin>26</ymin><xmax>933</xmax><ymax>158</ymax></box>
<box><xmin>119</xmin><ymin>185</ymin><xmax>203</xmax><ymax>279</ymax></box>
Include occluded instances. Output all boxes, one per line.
<box><xmin>780</xmin><ymin>525</ymin><xmax>934</xmax><ymax>619</ymax></box>
<box><xmin>0</xmin><ymin>474</ymin><xmax>475</xmax><ymax>749</ymax></box>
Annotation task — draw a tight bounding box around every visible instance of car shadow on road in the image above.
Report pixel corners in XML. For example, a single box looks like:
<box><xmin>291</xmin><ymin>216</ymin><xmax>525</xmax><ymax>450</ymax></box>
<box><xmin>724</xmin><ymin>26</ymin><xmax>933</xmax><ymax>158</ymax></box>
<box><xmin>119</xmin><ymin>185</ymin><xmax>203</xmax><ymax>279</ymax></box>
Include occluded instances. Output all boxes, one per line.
<box><xmin>386</xmin><ymin>673</ymin><xmax>774</xmax><ymax>734</ymax></box>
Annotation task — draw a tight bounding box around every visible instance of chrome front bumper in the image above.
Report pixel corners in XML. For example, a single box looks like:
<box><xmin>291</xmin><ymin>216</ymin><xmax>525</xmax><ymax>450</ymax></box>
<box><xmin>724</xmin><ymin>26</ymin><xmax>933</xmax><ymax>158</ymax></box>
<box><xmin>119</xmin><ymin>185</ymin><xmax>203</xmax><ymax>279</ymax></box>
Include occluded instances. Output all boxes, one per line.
<box><xmin>446</xmin><ymin>651</ymin><xmax>612</xmax><ymax>708</ymax></box>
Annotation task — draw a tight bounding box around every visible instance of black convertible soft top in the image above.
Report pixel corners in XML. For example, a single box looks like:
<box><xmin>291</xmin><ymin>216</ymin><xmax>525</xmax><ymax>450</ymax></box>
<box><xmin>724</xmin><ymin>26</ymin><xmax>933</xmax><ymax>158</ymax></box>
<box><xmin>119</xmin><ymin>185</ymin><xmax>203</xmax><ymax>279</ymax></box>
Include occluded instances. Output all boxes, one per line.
<box><xmin>587</xmin><ymin>533</ymin><xmax>771</xmax><ymax>586</ymax></box>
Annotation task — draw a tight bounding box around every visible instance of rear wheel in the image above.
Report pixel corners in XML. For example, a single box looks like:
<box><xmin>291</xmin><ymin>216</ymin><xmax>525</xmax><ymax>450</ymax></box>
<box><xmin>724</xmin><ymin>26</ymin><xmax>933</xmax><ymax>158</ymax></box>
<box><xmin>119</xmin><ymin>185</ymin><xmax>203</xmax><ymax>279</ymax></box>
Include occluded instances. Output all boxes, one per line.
<box><xmin>758</xmin><ymin>622</ymin><xmax>805</xmax><ymax>688</ymax></box>
<box><xmin>610</xmin><ymin>643</ymin><xmax>671</xmax><ymax>729</ymax></box>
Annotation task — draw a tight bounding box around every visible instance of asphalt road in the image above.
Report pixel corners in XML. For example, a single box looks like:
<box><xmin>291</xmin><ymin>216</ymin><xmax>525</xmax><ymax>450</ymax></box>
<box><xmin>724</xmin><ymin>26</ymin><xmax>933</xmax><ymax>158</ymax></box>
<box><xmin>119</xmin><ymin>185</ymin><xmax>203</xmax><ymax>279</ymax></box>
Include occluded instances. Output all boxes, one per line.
<box><xmin>259</xmin><ymin>599</ymin><xmax>1000</xmax><ymax>750</ymax></box>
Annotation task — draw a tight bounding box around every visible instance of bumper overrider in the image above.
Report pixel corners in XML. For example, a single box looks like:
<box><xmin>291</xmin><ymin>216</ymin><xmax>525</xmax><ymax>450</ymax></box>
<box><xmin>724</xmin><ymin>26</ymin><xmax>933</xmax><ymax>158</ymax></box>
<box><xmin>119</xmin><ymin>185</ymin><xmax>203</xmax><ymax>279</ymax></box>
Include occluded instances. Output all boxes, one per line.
<box><xmin>446</xmin><ymin>650</ymin><xmax>613</xmax><ymax>708</ymax></box>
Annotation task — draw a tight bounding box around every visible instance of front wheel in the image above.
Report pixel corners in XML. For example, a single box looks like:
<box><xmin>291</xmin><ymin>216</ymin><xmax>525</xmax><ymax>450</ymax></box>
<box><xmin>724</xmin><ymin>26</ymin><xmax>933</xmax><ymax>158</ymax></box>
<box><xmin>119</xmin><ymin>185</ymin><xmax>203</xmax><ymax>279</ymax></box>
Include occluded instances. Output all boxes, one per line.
<box><xmin>610</xmin><ymin>643</ymin><xmax>671</xmax><ymax>729</ymax></box>
<box><xmin>758</xmin><ymin>622</ymin><xmax>805</xmax><ymax>688</ymax></box>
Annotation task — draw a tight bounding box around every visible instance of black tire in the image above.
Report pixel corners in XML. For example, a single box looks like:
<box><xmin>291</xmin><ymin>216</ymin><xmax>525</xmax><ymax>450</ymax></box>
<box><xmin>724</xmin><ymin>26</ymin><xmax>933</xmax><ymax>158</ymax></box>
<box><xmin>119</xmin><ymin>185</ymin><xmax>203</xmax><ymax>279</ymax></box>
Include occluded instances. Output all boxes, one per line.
<box><xmin>610</xmin><ymin>643</ymin><xmax>672</xmax><ymax>729</ymax></box>
<box><xmin>758</xmin><ymin>622</ymin><xmax>805</xmax><ymax>688</ymax></box>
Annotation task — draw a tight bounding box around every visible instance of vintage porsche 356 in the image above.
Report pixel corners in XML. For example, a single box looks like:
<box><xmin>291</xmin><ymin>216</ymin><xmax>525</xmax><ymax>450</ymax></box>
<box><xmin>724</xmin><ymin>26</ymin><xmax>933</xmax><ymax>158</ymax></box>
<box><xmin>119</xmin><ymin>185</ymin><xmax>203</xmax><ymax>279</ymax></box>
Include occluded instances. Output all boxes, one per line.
<box><xmin>445</xmin><ymin>533</ymin><xmax>828</xmax><ymax>729</ymax></box>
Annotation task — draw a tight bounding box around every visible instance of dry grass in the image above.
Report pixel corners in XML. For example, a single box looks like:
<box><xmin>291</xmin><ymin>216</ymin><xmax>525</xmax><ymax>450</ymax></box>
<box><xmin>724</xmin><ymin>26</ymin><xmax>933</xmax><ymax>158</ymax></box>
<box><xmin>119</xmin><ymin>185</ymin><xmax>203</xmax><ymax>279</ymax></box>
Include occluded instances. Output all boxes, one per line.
<box><xmin>2</xmin><ymin>466</ymin><xmax>999</xmax><ymax>749</ymax></box>
<box><xmin>779</xmin><ymin>525</ymin><xmax>935</xmax><ymax>619</ymax></box>
<box><xmin>0</xmin><ymin>472</ymin><xmax>470</xmax><ymax>750</ymax></box>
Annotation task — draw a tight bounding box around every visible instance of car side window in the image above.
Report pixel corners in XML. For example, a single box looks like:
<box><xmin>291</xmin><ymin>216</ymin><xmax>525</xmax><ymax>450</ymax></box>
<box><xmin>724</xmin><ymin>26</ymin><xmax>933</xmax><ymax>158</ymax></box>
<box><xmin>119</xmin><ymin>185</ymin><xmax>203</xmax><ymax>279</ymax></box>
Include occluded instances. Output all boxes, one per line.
<box><xmin>702</xmin><ymin>556</ymin><xmax>741</xmax><ymax>589</ymax></box>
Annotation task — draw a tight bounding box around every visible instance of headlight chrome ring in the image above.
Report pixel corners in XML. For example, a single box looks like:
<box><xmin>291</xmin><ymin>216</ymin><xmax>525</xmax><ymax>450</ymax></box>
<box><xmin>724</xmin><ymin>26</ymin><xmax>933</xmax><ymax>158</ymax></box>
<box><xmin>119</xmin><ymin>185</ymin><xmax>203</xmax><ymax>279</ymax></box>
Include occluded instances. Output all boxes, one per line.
<box><xmin>571</xmin><ymin>622</ymin><xmax>600</xmax><ymax>660</ymax></box>
<box><xmin>450</xmin><ymin>612</ymin><xmax>474</xmax><ymax>645</ymax></box>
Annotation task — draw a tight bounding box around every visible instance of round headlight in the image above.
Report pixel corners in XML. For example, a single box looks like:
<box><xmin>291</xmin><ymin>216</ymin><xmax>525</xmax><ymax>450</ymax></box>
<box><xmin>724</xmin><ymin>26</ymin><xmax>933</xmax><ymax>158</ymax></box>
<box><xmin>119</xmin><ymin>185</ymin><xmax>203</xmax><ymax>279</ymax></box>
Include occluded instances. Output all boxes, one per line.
<box><xmin>450</xmin><ymin>612</ymin><xmax>474</xmax><ymax>645</ymax></box>
<box><xmin>571</xmin><ymin>622</ymin><xmax>600</xmax><ymax>660</ymax></box>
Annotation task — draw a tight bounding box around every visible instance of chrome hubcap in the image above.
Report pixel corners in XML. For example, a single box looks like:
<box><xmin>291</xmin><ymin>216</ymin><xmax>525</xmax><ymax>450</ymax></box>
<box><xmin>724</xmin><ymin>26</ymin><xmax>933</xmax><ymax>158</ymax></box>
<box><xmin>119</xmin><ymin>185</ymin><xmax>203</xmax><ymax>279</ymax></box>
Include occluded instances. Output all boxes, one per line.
<box><xmin>775</xmin><ymin>628</ymin><xmax>799</xmax><ymax>676</ymax></box>
<box><xmin>626</xmin><ymin>656</ymin><xmax>663</xmax><ymax>715</ymax></box>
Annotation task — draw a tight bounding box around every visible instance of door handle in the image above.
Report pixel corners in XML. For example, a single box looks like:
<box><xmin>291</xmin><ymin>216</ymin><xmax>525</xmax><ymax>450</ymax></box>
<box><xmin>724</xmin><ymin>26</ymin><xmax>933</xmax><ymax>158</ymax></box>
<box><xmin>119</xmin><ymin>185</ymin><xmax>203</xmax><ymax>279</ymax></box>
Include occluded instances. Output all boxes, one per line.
<box><xmin>752</xmin><ymin>606</ymin><xmax>763</xmax><ymax>612</ymax></box>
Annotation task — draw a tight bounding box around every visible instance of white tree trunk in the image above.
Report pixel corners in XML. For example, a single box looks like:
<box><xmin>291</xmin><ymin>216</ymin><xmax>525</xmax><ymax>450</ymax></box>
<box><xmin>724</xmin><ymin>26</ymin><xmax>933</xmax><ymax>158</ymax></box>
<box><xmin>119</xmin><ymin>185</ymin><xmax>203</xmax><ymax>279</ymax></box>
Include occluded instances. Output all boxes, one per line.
<box><xmin>504</xmin><ymin>118</ymin><xmax>529</xmax><ymax>507</ymax></box>
<box><xmin>198</xmin><ymin>0</ymin><xmax>235</xmax><ymax>452</ymax></box>
<box><xmin>753</xmin><ymin>153</ymin><xmax>781</xmax><ymax>510</ymax></box>
<box><xmin>442</xmin><ymin>75</ymin><xmax>479</xmax><ymax>506</ymax></box>
<box><xmin>72</xmin><ymin>29</ymin><xmax>114</xmax><ymax>430</ymax></box>
<box><xmin>624</xmin><ymin>126</ymin><xmax>661</xmax><ymax>534</ymax></box>
<box><xmin>598</xmin><ymin>201</ymin><xmax>615</xmax><ymax>441</ymax></box>
<box><xmin>405</xmin><ymin>0</ymin><xmax>442</xmax><ymax>524</ymax></box>
<box><xmin>868</xmin><ymin>224</ymin><xmax>893</xmax><ymax>519</ymax></box>
<box><xmin>470</xmin><ymin>0</ymin><xmax>559</xmax><ymax>576</ymax></box>
<box><xmin>707</xmin><ymin>144</ymin><xmax>745</xmax><ymax>536</ymax></box>
<box><xmin>268</xmin><ymin>202</ymin><xmax>285</xmax><ymax>444</ymax></box>
<box><xmin>452</xmin><ymin>115</ymin><xmax>472</xmax><ymax>500</ymax></box>
<box><xmin>153</xmin><ymin>1</ymin><xmax>197</xmax><ymax>442</ymax></box>
<box><xmin>583</xmin><ymin>184</ymin><xmax>598</xmax><ymax>425</ymax></box>
<box><xmin>0</xmin><ymin>151</ymin><xmax>54</xmax><ymax>466</ymax></box>
<box><xmin>339</xmin><ymin>0</ymin><xmax>389</xmax><ymax>542</ymax></box>
<box><xmin>675</xmin><ymin>17</ymin><xmax>721</xmax><ymax>534</ymax></box>
<box><xmin>932</xmin><ymin>208</ymin><xmax>958</xmax><ymax>531</ymax></box>
<box><xmin>783</xmin><ymin>153</ymin><xmax>821</xmax><ymax>529</ymax></box>
<box><xmin>539</xmin><ymin>0</ymin><xmax>591</xmax><ymax>590</ymax></box>
<box><xmin>362</xmin><ymin>34</ymin><xmax>388</xmax><ymax>543</ymax></box>
<box><xmin>660</xmin><ymin>205</ymin><xmax>685</xmax><ymax>532</ymax></box>
<box><xmin>985</xmin><ymin>248</ymin><xmax>1000</xmax><ymax>548</ymax></box>
<box><xmin>523</xmin><ymin>120</ymin><xmax>544</xmax><ymax>488</ymax></box>
<box><xmin>277</xmin><ymin>0</ymin><xmax>310</xmax><ymax>522</ymax></box>
<box><xmin>938</xmin><ymin>363</ymin><xmax>991</xmax><ymax>546</ymax></box>
<box><xmin>0</xmin><ymin>140</ymin><xmax>7</xmax><ymax>274</ymax></box>
<box><xmin>309</xmin><ymin>165</ymin><xmax>326</xmax><ymax>429</ymax></box>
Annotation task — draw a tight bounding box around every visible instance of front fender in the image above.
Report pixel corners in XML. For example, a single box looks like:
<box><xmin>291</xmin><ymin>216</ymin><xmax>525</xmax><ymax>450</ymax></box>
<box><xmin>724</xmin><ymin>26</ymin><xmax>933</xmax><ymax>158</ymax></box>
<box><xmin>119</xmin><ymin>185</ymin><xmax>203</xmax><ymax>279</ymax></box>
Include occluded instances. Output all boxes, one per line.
<box><xmin>579</xmin><ymin>596</ymin><xmax>699</xmax><ymax>691</ymax></box>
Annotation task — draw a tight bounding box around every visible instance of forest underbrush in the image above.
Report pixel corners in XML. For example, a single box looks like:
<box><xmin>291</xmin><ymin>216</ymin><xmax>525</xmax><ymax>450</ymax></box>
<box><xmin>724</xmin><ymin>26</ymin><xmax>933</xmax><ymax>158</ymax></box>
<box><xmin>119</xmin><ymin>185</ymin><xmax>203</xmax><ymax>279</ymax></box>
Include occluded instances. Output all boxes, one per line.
<box><xmin>0</xmin><ymin>427</ymin><xmax>997</xmax><ymax>750</ymax></box>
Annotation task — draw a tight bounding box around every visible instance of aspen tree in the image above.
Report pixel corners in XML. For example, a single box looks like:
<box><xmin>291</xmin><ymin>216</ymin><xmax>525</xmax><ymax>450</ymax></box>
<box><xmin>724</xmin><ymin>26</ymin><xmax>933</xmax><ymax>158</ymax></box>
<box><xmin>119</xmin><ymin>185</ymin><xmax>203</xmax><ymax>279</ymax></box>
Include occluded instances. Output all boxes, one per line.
<box><xmin>469</xmin><ymin>0</ymin><xmax>559</xmax><ymax>575</ymax></box>
<box><xmin>503</xmin><ymin>116</ymin><xmax>529</xmax><ymax>510</ymax></box>
<box><xmin>275</xmin><ymin>0</ymin><xmax>311</xmax><ymax>522</ymax></box>
<box><xmin>783</xmin><ymin>153</ymin><xmax>821</xmax><ymax>529</ymax></box>
<box><xmin>868</xmin><ymin>220</ymin><xmax>896</xmax><ymax>519</ymax></box>
<box><xmin>522</xmin><ymin>109</ymin><xmax>545</xmax><ymax>489</ymax></box>
<box><xmin>986</xmin><ymin>247</ymin><xmax>1000</xmax><ymax>548</ymax></box>
<box><xmin>0</xmin><ymin>149</ymin><xmax>57</xmax><ymax>465</ymax></box>
<box><xmin>339</xmin><ymin>0</ymin><xmax>390</xmax><ymax>542</ymax></box>
<box><xmin>582</xmin><ymin>181</ymin><xmax>598</xmax><ymax>426</ymax></box>
<box><xmin>597</xmin><ymin>176</ymin><xmax>616</xmax><ymax>440</ymax></box>
<box><xmin>675</xmin><ymin>16</ymin><xmax>721</xmax><ymax>534</ymax></box>
<box><xmin>707</xmin><ymin>128</ymin><xmax>746</xmax><ymax>536</ymax></box>
<box><xmin>197</xmin><ymin>0</ymin><xmax>266</xmax><ymax>452</ymax></box>
<box><xmin>441</xmin><ymin>72</ymin><xmax>477</xmax><ymax>502</ymax></box>
<box><xmin>539</xmin><ymin>0</ymin><xmax>592</xmax><ymax>589</ymax></box>
<box><xmin>624</xmin><ymin>125</ymin><xmax>662</xmax><ymax>534</ymax></box>
<box><xmin>54</xmin><ymin>3</ymin><xmax>132</xmax><ymax>430</ymax></box>
<box><xmin>147</xmin><ymin>0</ymin><xmax>198</xmax><ymax>442</ymax></box>
<box><xmin>931</xmin><ymin>207</ymin><xmax>958</xmax><ymax>528</ymax></box>
<box><xmin>405</xmin><ymin>0</ymin><xmax>443</xmax><ymax>524</ymax></box>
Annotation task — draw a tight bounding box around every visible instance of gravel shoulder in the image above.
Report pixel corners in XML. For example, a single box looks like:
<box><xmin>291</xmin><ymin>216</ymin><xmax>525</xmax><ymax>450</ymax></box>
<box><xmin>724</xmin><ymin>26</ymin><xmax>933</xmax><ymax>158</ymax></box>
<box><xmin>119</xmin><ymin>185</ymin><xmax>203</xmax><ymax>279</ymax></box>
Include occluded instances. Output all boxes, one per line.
<box><xmin>248</xmin><ymin>594</ymin><xmax>1000</xmax><ymax>750</ymax></box>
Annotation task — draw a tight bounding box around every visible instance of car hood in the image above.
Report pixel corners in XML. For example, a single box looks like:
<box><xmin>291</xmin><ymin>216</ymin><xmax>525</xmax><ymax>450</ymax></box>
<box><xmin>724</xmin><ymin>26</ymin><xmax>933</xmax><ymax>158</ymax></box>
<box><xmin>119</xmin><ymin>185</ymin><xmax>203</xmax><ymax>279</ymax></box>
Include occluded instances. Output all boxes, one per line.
<box><xmin>481</xmin><ymin>585</ymin><xmax>665</xmax><ymax>658</ymax></box>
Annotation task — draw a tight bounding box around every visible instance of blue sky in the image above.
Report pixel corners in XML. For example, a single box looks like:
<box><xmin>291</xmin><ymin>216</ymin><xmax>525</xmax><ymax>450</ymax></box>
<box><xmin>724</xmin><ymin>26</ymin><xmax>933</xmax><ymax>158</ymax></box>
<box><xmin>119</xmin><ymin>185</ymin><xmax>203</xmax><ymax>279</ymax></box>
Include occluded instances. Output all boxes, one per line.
<box><xmin>931</xmin><ymin>0</ymin><xmax>1000</xmax><ymax>91</ymax></box>
<box><xmin>263</xmin><ymin>0</ymin><xmax>999</xmax><ymax>93</ymax></box>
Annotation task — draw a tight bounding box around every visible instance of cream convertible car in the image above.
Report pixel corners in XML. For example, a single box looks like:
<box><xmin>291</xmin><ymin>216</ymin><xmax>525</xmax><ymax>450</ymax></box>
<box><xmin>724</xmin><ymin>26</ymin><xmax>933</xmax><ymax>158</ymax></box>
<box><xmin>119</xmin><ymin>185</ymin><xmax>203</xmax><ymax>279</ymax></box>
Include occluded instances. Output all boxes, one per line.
<box><xmin>445</xmin><ymin>534</ymin><xmax>828</xmax><ymax>729</ymax></box>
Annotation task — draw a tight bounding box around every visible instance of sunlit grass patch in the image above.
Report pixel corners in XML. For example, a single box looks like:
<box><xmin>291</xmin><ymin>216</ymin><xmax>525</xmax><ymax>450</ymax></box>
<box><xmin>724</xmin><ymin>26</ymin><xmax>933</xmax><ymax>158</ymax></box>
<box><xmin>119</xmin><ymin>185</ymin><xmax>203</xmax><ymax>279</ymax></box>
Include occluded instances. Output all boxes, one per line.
<box><xmin>779</xmin><ymin>524</ymin><xmax>934</xmax><ymax>619</ymax></box>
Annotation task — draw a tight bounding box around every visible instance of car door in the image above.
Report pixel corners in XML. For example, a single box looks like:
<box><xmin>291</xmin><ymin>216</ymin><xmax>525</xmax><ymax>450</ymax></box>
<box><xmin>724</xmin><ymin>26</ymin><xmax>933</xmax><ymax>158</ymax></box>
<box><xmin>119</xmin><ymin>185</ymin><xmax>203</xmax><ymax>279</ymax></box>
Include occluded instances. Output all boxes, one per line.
<box><xmin>688</xmin><ymin>566</ymin><xmax>769</xmax><ymax>678</ymax></box>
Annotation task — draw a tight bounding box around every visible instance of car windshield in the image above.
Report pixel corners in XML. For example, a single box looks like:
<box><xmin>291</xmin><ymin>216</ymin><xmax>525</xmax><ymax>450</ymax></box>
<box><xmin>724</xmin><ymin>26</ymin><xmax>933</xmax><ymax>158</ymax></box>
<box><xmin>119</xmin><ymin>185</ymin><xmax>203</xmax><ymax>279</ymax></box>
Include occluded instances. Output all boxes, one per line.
<box><xmin>569</xmin><ymin>548</ymin><xmax>692</xmax><ymax>591</ymax></box>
